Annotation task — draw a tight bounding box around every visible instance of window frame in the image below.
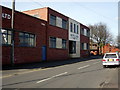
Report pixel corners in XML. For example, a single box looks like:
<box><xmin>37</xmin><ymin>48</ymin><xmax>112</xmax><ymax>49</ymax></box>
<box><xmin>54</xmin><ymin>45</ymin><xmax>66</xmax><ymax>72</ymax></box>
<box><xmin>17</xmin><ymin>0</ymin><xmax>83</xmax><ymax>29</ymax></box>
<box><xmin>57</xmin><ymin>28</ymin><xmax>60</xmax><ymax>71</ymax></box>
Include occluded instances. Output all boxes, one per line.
<box><xmin>49</xmin><ymin>14</ymin><xmax>56</xmax><ymax>26</ymax></box>
<box><xmin>1</xmin><ymin>29</ymin><xmax>12</xmax><ymax>46</ymax></box>
<box><xmin>19</xmin><ymin>32</ymin><xmax>36</xmax><ymax>47</ymax></box>
<box><xmin>49</xmin><ymin>37</ymin><xmax>56</xmax><ymax>48</ymax></box>
<box><xmin>62</xmin><ymin>19</ymin><xmax>67</xmax><ymax>29</ymax></box>
<box><xmin>62</xmin><ymin>39</ymin><xmax>67</xmax><ymax>49</ymax></box>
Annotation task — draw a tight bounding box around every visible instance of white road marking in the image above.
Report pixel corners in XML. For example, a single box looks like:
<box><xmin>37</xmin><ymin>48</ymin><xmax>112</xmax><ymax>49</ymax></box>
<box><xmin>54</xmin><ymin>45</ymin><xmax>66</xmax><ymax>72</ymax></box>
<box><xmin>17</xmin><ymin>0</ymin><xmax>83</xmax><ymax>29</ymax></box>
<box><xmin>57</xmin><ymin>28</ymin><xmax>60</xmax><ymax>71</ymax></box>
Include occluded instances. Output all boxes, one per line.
<box><xmin>78</xmin><ymin>65</ymin><xmax>90</xmax><ymax>69</ymax></box>
<box><xmin>93</xmin><ymin>62</ymin><xmax>99</xmax><ymax>64</ymax></box>
<box><xmin>36</xmin><ymin>72</ymin><xmax>68</xmax><ymax>83</ymax></box>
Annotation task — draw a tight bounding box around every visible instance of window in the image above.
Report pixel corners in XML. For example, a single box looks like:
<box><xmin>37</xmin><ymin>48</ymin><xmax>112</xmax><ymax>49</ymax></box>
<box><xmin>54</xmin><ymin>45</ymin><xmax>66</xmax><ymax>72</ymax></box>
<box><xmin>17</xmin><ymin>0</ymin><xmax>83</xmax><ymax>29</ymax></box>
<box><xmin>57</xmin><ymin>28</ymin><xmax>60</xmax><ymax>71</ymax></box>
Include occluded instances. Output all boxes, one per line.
<box><xmin>74</xmin><ymin>24</ymin><xmax>76</xmax><ymax>33</ymax></box>
<box><xmin>62</xmin><ymin>39</ymin><xmax>67</xmax><ymax>49</ymax></box>
<box><xmin>87</xmin><ymin>29</ymin><xmax>90</xmax><ymax>37</ymax></box>
<box><xmin>50</xmin><ymin>14</ymin><xmax>56</xmax><ymax>26</ymax></box>
<box><xmin>105</xmin><ymin>54</ymin><xmax>117</xmax><ymax>58</ymax></box>
<box><xmin>62</xmin><ymin>19</ymin><xmax>67</xmax><ymax>29</ymax></box>
<box><xmin>1</xmin><ymin>29</ymin><xmax>12</xmax><ymax>45</ymax></box>
<box><xmin>70</xmin><ymin>23</ymin><xmax>73</xmax><ymax>32</ymax></box>
<box><xmin>49</xmin><ymin>37</ymin><xmax>56</xmax><ymax>48</ymax></box>
<box><xmin>87</xmin><ymin>43</ymin><xmax>89</xmax><ymax>50</ymax></box>
<box><xmin>77</xmin><ymin>25</ymin><xmax>79</xmax><ymax>34</ymax></box>
<box><xmin>69</xmin><ymin>41</ymin><xmax>76</xmax><ymax>54</ymax></box>
<box><xmin>81</xmin><ymin>28</ymin><xmax>84</xmax><ymax>35</ymax></box>
<box><xmin>81</xmin><ymin>43</ymin><xmax>84</xmax><ymax>50</ymax></box>
<box><xmin>19</xmin><ymin>32</ymin><xmax>35</xmax><ymax>47</ymax></box>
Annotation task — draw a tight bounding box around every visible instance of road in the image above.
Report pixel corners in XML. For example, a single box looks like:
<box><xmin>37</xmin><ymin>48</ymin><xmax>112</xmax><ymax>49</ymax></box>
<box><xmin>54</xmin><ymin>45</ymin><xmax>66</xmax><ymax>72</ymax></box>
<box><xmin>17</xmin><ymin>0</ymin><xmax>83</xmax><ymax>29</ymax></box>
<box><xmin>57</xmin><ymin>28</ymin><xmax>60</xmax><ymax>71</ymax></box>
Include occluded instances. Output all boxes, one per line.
<box><xmin>1</xmin><ymin>58</ymin><xmax>119</xmax><ymax>88</ymax></box>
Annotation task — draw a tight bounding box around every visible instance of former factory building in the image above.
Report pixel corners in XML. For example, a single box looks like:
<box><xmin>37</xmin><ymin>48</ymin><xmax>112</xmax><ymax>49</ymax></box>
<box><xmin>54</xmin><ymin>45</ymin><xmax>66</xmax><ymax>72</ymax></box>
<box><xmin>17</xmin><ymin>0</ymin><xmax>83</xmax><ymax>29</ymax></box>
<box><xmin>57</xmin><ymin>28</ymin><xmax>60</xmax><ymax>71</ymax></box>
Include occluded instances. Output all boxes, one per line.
<box><xmin>23</xmin><ymin>7</ymin><xmax>69</xmax><ymax>61</ymax></box>
<box><xmin>2</xmin><ymin>6</ymin><xmax>90</xmax><ymax>65</ymax></box>
<box><xmin>1</xmin><ymin>6</ymin><xmax>47</xmax><ymax>65</ymax></box>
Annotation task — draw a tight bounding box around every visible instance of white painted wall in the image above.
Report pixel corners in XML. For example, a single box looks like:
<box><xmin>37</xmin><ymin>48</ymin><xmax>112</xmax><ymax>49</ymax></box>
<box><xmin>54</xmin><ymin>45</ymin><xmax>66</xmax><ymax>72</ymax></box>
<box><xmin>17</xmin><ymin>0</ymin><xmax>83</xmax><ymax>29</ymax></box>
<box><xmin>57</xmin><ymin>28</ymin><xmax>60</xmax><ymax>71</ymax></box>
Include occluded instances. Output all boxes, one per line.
<box><xmin>69</xmin><ymin>18</ymin><xmax>80</xmax><ymax>58</ymax></box>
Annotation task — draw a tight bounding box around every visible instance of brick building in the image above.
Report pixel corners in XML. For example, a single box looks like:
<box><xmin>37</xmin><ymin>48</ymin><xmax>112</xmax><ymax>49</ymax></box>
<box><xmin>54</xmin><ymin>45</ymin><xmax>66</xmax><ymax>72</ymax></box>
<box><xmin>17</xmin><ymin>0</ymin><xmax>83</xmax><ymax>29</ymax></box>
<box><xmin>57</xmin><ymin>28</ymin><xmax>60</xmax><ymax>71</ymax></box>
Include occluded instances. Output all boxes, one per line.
<box><xmin>23</xmin><ymin>7</ymin><xmax>90</xmax><ymax>59</ymax></box>
<box><xmin>80</xmin><ymin>23</ymin><xmax>90</xmax><ymax>57</ymax></box>
<box><xmin>23</xmin><ymin>7</ymin><xmax>69</xmax><ymax>61</ymax></box>
<box><xmin>1</xmin><ymin>6</ymin><xmax>47</xmax><ymax>65</ymax></box>
<box><xmin>1</xmin><ymin>6</ymin><xmax>90</xmax><ymax>65</ymax></box>
<box><xmin>102</xmin><ymin>44</ymin><xmax>120</xmax><ymax>54</ymax></box>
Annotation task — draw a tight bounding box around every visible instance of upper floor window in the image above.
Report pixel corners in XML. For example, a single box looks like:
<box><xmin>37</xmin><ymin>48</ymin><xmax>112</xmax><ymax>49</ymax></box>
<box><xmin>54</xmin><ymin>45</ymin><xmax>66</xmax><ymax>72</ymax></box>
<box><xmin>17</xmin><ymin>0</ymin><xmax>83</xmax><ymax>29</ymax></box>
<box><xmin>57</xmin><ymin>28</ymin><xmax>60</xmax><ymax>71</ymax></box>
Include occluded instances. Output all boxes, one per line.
<box><xmin>50</xmin><ymin>14</ymin><xmax>56</xmax><ymax>26</ymax></box>
<box><xmin>74</xmin><ymin>24</ymin><xmax>76</xmax><ymax>33</ymax></box>
<box><xmin>62</xmin><ymin>19</ymin><xmax>67</xmax><ymax>29</ymax></box>
<box><xmin>87</xmin><ymin>29</ymin><xmax>90</xmax><ymax>37</ymax></box>
<box><xmin>1</xmin><ymin>29</ymin><xmax>12</xmax><ymax>45</ymax></box>
<box><xmin>77</xmin><ymin>25</ymin><xmax>79</xmax><ymax>34</ymax></box>
<box><xmin>70</xmin><ymin>23</ymin><xmax>73</xmax><ymax>32</ymax></box>
<box><xmin>62</xmin><ymin>39</ymin><xmax>67</xmax><ymax>49</ymax></box>
<box><xmin>19</xmin><ymin>32</ymin><xmax>35</xmax><ymax>47</ymax></box>
<box><xmin>81</xmin><ymin>28</ymin><xmax>84</xmax><ymax>35</ymax></box>
<box><xmin>49</xmin><ymin>37</ymin><xmax>56</xmax><ymax>48</ymax></box>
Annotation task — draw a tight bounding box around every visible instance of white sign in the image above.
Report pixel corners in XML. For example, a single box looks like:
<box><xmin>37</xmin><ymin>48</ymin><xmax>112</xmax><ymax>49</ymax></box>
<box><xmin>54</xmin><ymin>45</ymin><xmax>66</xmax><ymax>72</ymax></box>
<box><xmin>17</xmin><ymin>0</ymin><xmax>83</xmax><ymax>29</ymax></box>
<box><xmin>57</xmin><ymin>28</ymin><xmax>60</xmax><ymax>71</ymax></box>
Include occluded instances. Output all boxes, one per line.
<box><xmin>2</xmin><ymin>13</ymin><xmax>11</xmax><ymax>19</ymax></box>
<box><xmin>70</xmin><ymin>33</ymin><xmax>80</xmax><ymax>41</ymax></box>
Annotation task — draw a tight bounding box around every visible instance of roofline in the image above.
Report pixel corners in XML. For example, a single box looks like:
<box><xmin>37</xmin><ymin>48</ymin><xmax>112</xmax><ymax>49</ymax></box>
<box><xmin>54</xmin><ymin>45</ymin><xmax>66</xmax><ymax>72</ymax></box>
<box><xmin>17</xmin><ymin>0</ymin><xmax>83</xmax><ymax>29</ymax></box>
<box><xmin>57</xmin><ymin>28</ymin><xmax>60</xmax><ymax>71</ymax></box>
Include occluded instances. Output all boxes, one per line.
<box><xmin>1</xmin><ymin>5</ymin><xmax>47</xmax><ymax>23</ymax></box>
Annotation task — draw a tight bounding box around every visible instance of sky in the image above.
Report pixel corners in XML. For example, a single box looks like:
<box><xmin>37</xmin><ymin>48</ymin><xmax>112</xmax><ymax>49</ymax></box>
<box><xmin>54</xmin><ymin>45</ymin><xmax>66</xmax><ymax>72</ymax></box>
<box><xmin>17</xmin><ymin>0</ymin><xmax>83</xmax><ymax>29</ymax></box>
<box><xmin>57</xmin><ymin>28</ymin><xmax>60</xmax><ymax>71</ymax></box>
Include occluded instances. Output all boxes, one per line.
<box><xmin>0</xmin><ymin>0</ymin><xmax>119</xmax><ymax>39</ymax></box>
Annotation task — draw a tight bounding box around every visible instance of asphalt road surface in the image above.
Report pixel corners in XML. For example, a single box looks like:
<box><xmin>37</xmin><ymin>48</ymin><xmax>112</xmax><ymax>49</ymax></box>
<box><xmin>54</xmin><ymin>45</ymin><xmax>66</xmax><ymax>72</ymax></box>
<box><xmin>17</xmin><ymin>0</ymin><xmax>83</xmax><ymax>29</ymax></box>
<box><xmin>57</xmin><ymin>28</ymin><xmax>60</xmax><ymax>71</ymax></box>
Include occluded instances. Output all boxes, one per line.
<box><xmin>1</xmin><ymin>58</ymin><xmax>119</xmax><ymax>88</ymax></box>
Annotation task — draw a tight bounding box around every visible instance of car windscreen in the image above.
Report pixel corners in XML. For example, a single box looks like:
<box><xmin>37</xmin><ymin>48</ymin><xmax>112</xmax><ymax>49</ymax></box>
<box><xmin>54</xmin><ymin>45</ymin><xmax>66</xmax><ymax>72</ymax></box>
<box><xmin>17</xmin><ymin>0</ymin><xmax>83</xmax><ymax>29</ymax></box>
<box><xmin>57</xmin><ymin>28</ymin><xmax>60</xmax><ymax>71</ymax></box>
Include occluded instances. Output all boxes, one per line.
<box><xmin>105</xmin><ymin>54</ymin><xmax>117</xmax><ymax>58</ymax></box>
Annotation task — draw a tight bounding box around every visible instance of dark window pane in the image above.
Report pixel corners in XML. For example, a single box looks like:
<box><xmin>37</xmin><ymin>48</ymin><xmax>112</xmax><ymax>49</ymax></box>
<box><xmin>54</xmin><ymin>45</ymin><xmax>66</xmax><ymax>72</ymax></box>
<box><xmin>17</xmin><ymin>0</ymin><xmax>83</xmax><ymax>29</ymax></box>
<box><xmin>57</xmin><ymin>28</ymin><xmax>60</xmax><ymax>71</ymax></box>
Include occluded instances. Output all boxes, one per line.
<box><xmin>62</xmin><ymin>19</ymin><xmax>67</xmax><ymax>29</ymax></box>
<box><xmin>50</xmin><ymin>14</ymin><xmax>56</xmax><ymax>26</ymax></box>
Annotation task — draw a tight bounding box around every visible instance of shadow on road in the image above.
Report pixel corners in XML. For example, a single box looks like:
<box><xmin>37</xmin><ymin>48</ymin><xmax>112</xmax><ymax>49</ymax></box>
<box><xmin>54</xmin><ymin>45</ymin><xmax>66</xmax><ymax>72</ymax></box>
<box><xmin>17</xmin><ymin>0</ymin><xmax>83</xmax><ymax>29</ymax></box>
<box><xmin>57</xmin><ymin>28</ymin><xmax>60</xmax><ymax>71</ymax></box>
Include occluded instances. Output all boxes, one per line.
<box><xmin>2</xmin><ymin>55</ymin><xmax>102</xmax><ymax>70</ymax></box>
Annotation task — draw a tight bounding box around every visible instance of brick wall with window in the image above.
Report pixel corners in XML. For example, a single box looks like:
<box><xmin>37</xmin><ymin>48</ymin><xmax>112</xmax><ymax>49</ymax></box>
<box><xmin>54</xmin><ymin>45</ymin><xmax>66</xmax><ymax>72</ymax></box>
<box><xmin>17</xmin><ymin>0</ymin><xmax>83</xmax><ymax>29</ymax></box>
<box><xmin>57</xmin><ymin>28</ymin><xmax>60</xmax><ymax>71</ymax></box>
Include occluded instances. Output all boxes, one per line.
<box><xmin>2</xmin><ymin>6</ymin><xmax>47</xmax><ymax>65</ymax></box>
<box><xmin>80</xmin><ymin>23</ymin><xmax>90</xmax><ymax>57</ymax></box>
<box><xmin>19</xmin><ymin>7</ymin><xmax>69</xmax><ymax>61</ymax></box>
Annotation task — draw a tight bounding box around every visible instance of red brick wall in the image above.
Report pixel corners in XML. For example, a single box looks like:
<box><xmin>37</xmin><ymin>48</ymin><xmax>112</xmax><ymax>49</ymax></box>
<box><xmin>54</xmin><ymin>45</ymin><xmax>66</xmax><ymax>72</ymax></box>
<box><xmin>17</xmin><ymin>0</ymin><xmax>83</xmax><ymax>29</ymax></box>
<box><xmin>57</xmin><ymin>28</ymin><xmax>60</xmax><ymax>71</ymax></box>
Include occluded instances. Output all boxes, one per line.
<box><xmin>2</xmin><ymin>6</ymin><xmax>47</xmax><ymax>65</ymax></box>
<box><xmin>80</xmin><ymin>24</ymin><xmax>90</xmax><ymax>57</ymax></box>
<box><xmin>47</xmin><ymin>8</ymin><xmax>69</xmax><ymax>61</ymax></box>
<box><xmin>102</xmin><ymin>44</ymin><xmax>120</xmax><ymax>54</ymax></box>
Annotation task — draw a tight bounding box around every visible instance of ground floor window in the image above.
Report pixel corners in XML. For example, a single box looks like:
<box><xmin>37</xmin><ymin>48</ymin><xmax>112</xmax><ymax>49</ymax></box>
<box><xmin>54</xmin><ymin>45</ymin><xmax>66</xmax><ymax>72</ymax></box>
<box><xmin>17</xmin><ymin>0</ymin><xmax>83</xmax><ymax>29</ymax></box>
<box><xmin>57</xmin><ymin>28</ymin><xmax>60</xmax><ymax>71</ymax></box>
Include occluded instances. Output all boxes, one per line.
<box><xmin>49</xmin><ymin>37</ymin><xmax>56</xmax><ymax>48</ymax></box>
<box><xmin>62</xmin><ymin>39</ymin><xmax>67</xmax><ymax>49</ymax></box>
<box><xmin>1</xmin><ymin>29</ymin><xmax>12</xmax><ymax>45</ymax></box>
<box><xmin>69</xmin><ymin>41</ymin><xmax>76</xmax><ymax>54</ymax></box>
<box><xmin>19</xmin><ymin>32</ymin><xmax>35</xmax><ymax>47</ymax></box>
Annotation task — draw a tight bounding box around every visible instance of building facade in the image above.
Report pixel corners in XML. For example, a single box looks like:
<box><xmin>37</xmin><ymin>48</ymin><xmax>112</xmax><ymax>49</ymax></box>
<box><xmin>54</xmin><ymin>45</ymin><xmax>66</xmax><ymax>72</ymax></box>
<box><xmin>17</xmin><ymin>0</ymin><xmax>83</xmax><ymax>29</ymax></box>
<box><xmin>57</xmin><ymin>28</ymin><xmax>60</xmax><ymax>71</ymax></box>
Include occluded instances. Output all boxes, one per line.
<box><xmin>68</xmin><ymin>18</ymin><xmax>80</xmax><ymax>58</ymax></box>
<box><xmin>1</xmin><ymin>6</ymin><xmax>47</xmax><ymax>65</ymax></box>
<box><xmin>24</xmin><ymin>7</ymin><xmax>69</xmax><ymax>61</ymax></box>
<box><xmin>80</xmin><ymin>24</ymin><xmax>90</xmax><ymax>57</ymax></box>
<box><xmin>2</xmin><ymin>6</ymin><xmax>90</xmax><ymax>65</ymax></box>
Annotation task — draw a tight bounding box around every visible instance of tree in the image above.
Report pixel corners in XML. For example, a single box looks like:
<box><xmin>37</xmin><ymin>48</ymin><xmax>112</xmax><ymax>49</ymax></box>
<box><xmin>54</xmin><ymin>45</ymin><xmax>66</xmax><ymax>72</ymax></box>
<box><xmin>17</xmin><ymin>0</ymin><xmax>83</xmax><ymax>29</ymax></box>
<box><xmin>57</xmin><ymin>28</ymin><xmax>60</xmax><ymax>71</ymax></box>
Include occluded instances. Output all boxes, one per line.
<box><xmin>89</xmin><ymin>22</ymin><xmax>113</xmax><ymax>54</ymax></box>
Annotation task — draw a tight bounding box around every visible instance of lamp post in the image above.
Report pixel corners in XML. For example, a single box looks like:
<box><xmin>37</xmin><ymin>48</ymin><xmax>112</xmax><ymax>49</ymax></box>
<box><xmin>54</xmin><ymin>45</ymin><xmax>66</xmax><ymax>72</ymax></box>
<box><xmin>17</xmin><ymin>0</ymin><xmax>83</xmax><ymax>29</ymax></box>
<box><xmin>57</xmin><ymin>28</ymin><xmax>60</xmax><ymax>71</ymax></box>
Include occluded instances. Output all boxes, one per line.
<box><xmin>11</xmin><ymin>0</ymin><xmax>15</xmax><ymax>66</ymax></box>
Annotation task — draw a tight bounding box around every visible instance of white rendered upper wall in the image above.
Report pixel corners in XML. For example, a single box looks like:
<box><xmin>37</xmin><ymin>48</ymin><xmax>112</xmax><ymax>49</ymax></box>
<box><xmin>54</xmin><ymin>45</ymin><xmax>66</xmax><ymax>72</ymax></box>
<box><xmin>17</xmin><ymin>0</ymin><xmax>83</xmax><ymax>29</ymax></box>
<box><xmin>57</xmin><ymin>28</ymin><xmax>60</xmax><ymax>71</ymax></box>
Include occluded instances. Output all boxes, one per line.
<box><xmin>68</xmin><ymin>18</ymin><xmax>80</xmax><ymax>41</ymax></box>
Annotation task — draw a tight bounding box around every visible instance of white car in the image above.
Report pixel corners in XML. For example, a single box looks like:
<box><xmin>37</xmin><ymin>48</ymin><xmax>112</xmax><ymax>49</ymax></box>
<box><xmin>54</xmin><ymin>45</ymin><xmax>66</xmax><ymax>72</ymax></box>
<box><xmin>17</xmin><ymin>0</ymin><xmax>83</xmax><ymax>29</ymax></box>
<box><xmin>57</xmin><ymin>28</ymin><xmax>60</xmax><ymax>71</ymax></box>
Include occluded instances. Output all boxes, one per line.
<box><xmin>102</xmin><ymin>52</ymin><xmax>120</xmax><ymax>68</ymax></box>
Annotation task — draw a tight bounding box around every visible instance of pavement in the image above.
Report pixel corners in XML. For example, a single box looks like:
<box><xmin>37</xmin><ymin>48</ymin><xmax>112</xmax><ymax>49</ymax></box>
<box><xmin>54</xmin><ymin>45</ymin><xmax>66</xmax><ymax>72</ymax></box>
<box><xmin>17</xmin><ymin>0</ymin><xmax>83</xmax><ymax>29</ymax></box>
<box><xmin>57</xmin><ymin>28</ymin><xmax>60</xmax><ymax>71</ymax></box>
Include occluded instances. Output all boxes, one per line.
<box><xmin>2</xmin><ymin>55</ymin><xmax>102</xmax><ymax>76</ymax></box>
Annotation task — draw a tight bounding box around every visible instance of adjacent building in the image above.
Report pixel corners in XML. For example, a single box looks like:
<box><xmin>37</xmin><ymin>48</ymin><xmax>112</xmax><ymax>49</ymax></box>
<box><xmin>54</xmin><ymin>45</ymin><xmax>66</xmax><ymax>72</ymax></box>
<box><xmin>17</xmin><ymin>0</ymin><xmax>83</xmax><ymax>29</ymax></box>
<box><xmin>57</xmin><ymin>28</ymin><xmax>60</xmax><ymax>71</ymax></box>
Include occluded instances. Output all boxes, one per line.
<box><xmin>80</xmin><ymin>23</ymin><xmax>90</xmax><ymax>57</ymax></box>
<box><xmin>68</xmin><ymin>18</ymin><xmax>80</xmax><ymax>58</ymax></box>
<box><xmin>23</xmin><ymin>7</ymin><xmax>69</xmax><ymax>61</ymax></box>
<box><xmin>1</xmin><ymin>6</ymin><xmax>90</xmax><ymax>65</ymax></box>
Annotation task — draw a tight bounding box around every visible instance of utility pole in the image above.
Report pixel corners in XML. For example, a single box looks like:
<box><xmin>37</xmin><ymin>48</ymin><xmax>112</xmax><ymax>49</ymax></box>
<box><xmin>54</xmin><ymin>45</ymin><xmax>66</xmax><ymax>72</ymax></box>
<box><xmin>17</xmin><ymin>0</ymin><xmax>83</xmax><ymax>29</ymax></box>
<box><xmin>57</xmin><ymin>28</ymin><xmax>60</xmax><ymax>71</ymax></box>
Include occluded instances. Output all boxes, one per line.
<box><xmin>11</xmin><ymin>0</ymin><xmax>15</xmax><ymax>66</ymax></box>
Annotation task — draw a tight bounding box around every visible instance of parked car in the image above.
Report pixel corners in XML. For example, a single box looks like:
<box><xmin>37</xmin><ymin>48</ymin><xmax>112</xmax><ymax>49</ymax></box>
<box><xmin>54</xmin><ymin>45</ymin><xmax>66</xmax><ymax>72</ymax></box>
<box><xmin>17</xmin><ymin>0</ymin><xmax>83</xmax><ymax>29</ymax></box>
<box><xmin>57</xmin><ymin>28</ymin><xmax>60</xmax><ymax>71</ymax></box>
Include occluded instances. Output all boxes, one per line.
<box><xmin>102</xmin><ymin>52</ymin><xmax>120</xmax><ymax>68</ymax></box>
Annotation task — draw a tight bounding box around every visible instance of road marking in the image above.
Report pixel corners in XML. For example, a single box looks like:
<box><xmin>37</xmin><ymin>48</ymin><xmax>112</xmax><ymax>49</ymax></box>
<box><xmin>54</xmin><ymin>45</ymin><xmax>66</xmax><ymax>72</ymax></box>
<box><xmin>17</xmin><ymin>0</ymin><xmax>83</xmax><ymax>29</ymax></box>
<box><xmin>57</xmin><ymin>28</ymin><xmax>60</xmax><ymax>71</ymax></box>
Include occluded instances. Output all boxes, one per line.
<box><xmin>93</xmin><ymin>62</ymin><xmax>99</xmax><ymax>64</ymax></box>
<box><xmin>36</xmin><ymin>72</ymin><xmax>68</xmax><ymax>83</ymax></box>
<box><xmin>78</xmin><ymin>65</ymin><xmax>90</xmax><ymax>69</ymax></box>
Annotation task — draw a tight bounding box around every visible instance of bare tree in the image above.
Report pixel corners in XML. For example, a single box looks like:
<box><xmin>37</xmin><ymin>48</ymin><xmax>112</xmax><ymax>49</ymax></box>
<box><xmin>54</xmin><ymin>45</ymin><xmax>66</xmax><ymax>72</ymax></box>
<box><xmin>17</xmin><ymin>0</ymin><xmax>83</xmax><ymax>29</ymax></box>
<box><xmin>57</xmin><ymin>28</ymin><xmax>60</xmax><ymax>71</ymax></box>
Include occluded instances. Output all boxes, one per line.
<box><xmin>89</xmin><ymin>22</ymin><xmax>113</xmax><ymax>54</ymax></box>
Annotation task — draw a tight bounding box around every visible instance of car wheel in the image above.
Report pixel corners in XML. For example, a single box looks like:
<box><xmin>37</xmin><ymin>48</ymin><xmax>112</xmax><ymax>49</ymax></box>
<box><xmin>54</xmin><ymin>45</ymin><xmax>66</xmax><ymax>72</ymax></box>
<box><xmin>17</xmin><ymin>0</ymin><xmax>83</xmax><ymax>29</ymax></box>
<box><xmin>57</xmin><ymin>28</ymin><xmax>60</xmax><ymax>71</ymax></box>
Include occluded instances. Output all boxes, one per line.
<box><xmin>103</xmin><ymin>65</ymin><xmax>106</xmax><ymax>68</ymax></box>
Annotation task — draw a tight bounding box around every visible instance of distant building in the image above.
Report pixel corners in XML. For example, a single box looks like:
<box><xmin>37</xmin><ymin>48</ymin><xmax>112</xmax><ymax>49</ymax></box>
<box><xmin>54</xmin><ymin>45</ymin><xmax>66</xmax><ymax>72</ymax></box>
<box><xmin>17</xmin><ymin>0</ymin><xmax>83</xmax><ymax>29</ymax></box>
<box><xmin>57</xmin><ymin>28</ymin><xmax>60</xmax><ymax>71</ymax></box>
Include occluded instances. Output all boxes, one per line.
<box><xmin>90</xmin><ymin>43</ymin><xmax>99</xmax><ymax>55</ymax></box>
<box><xmin>102</xmin><ymin>44</ymin><xmax>120</xmax><ymax>54</ymax></box>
